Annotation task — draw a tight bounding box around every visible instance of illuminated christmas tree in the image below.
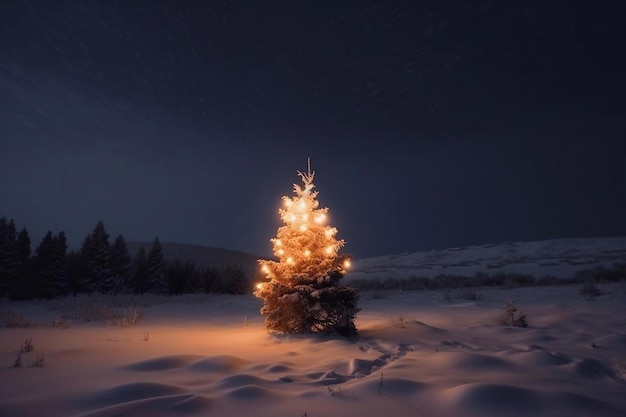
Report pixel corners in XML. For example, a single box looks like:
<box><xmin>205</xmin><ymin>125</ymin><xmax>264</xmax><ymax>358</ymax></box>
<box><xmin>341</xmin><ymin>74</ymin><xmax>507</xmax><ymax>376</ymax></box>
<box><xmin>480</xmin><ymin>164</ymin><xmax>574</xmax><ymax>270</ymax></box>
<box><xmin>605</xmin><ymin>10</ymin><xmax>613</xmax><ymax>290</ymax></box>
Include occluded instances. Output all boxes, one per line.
<box><xmin>254</xmin><ymin>161</ymin><xmax>359</xmax><ymax>337</ymax></box>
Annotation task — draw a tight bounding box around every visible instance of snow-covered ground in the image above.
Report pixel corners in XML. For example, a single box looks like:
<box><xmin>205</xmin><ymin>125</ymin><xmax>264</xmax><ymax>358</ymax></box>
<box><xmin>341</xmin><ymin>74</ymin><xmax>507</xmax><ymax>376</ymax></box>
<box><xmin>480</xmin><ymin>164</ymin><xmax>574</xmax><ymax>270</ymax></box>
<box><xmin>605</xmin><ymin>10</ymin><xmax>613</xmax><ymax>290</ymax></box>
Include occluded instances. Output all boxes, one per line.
<box><xmin>348</xmin><ymin>237</ymin><xmax>626</xmax><ymax>281</ymax></box>
<box><xmin>1</xmin><ymin>283</ymin><xmax>625</xmax><ymax>417</ymax></box>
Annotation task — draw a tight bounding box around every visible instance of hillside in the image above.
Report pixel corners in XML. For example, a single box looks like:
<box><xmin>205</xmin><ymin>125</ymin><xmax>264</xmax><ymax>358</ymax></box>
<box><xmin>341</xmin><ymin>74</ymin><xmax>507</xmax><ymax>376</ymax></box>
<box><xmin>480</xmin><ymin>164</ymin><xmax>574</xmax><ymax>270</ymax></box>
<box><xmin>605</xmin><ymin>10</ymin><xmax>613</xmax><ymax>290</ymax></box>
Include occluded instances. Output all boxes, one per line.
<box><xmin>127</xmin><ymin>241</ymin><xmax>264</xmax><ymax>279</ymax></box>
<box><xmin>348</xmin><ymin>237</ymin><xmax>626</xmax><ymax>281</ymax></box>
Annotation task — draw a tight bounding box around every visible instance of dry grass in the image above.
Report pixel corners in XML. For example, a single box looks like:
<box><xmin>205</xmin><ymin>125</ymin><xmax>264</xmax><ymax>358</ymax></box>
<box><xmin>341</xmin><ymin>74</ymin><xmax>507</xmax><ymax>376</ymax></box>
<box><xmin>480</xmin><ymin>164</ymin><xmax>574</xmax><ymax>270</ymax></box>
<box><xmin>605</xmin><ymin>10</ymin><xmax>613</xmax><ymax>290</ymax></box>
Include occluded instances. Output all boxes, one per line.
<box><xmin>46</xmin><ymin>293</ymin><xmax>146</xmax><ymax>327</ymax></box>
<box><xmin>0</xmin><ymin>308</ymin><xmax>38</xmax><ymax>328</ymax></box>
<box><xmin>51</xmin><ymin>317</ymin><xmax>71</xmax><ymax>328</ymax></box>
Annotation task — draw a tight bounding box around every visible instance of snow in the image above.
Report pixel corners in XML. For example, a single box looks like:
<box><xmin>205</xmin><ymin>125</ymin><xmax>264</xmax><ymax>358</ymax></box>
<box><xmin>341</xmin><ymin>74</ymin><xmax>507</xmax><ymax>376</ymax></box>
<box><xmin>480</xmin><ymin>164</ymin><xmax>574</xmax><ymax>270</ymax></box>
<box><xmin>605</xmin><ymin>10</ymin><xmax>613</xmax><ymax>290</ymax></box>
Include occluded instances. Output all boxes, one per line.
<box><xmin>1</xmin><ymin>282</ymin><xmax>626</xmax><ymax>417</ymax></box>
<box><xmin>348</xmin><ymin>237</ymin><xmax>626</xmax><ymax>280</ymax></box>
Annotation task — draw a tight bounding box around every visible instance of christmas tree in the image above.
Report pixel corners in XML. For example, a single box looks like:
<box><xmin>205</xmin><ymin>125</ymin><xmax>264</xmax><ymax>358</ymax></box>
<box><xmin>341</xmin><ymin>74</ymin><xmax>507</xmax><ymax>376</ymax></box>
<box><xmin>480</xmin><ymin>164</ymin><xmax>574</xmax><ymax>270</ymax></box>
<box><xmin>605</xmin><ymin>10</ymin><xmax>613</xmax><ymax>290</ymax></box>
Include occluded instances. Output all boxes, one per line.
<box><xmin>254</xmin><ymin>161</ymin><xmax>359</xmax><ymax>337</ymax></box>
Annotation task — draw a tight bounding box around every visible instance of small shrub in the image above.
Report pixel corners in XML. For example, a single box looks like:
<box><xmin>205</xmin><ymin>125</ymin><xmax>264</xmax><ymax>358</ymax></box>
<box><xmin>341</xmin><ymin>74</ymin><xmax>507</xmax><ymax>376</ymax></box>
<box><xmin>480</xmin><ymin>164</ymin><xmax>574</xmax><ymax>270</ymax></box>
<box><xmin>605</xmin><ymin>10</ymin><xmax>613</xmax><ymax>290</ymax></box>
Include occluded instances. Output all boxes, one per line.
<box><xmin>29</xmin><ymin>354</ymin><xmax>45</xmax><ymax>368</ymax></box>
<box><xmin>52</xmin><ymin>317</ymin><xmax>71</xmax><ymax>328</ymax></box>
<box><xmin>13</xmin><ymin>352</ymin><xmax>22</xmax><ymax>368</ymax></box>
<box><xmin>143</xmin><ymin>332</ymin><xmax>150</xmax><ymax>341</ymax></box>
<box><xmin>579</xmin><ymin>281</ymin><xmax>602</xmax><ymax>301</ymax></box>
<box><xmin>20</xmin><ymin>337</ymin><xmax>34</xmax><ymax>353</ymax></box>
<box><xmin>497</xmin><ymin>301</ymin><xmax>528</xmax><ymax>327</ymax></box>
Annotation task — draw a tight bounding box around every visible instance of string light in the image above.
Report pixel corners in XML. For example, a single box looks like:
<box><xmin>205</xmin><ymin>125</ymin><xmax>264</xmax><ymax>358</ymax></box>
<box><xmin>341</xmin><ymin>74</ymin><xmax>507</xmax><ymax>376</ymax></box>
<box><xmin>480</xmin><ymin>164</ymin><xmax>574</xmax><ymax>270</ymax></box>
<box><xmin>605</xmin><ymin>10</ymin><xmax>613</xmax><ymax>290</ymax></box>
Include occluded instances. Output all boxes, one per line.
<box><xmin>257</xmin><ymin>162</ymin><xmax>351</xmax><ymax>299</ymax></box>
<box><xmin>256</xmin><ymin>283</ymin><xmax>264</xmax><ymax>290</ymax></box>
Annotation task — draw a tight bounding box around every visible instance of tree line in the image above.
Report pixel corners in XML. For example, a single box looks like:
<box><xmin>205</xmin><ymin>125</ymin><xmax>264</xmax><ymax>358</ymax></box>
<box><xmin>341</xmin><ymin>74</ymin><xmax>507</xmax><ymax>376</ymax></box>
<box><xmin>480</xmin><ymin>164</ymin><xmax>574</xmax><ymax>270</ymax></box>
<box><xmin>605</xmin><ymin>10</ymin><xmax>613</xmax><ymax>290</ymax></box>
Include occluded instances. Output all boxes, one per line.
<box><xmin>0</xmin><ymin>217</ymin><xmax>249</xmax><ymax>300</ymax></box>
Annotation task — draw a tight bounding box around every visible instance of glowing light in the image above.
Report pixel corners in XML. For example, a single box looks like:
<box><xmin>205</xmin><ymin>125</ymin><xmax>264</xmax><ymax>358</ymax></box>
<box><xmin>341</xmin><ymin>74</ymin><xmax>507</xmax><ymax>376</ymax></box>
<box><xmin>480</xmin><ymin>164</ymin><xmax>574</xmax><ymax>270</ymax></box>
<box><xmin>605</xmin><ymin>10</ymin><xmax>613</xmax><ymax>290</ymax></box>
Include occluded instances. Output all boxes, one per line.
<box><xmin>302</xmin><ymin>214</ymin><xmax>309</xmax><ymax>221</ymax></box>
<box><xmin>284</xmin><ymin>198</ymin><xmax>292</xmax><ymax>207</ymax></box>
<box><xmin>315</xmin><ymin>214</ymin><xmax>326</xmax><ymax>224</ymax></box>
<box><xmin>286</xmin><ymin>257</ymin><xmax>294</xmax><ymax>264</ymax></box>
<box><xmin>256</xmin><ymin>283</ymin><xmax>264</xmax><ymax>290</ymax></box>
<box><xmin>277</xmin><ymin>249</ymin><xmax>284</xmax><ymax>255</ymax></box>
<box><xmin>300</xmin><ymin>225</ymin><xmax>307</xmax><ymax>232</ymax></box>
<box><xmin>343</xmin><ymin>259</ymin><xmax>351</xmax><ymax>269</ymax></box>
<box><xmin>289</xmin><ymin>214</ymin><xmax>296</xmax><ymax>222</ymax></box>
<box><xmin>275</xmin><ymin>240</ymin><xmax>282</xmax><ymax>246</ymax></box>
<box><xmin>324</xmin><ymin>229</ymin><xmax>334</xmax><ymax>238</ymax></box>
<box><xmin>299</xmin><ymin>200</ymin><xmax>306</xmax><ymax>210</ymax></box>
<box><xmin>304</xmin><ymin>249</ymin><xmax>311</xmax><ymax>257</ymax></box>
<box><xmin>262</xmin><ymin>265</ymin><xmax>269</xmax><ymax>273</ymax></box>
<box><xmin>325</xmin><ymin>246</ymin><xmax>334</xmax><ymax>254</ymax></box>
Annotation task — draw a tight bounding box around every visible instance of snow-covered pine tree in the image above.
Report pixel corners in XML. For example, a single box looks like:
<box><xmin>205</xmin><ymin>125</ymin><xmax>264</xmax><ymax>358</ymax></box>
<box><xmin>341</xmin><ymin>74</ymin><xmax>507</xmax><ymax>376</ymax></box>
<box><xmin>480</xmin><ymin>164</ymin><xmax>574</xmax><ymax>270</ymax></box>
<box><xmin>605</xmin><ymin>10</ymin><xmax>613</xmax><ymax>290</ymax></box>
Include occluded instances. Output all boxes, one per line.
<box><xmin>254</xmin><ymin>161</ymin><xmax>359</xmax><ymax>337</ymax></box>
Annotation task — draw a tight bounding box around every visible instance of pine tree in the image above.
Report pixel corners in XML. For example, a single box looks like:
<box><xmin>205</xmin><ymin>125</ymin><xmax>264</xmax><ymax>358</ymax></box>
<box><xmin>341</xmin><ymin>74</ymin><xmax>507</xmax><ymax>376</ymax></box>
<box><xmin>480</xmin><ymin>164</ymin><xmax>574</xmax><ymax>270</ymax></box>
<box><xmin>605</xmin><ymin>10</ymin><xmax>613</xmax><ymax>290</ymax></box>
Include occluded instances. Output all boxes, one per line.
<box><xmin>146</xmin><ymin>238</ymin><xmax>167</xmax><ymax>294</ymax></box>
<box><xmin>133</xmin><ymin>247</ymin><xmax>148</xmax><ymax>293</ymax></box>
<box><xmin>49</xmin><ymin>231</ymin><xmax>69</xmax><ymax>297</ymax></box>
<box><xmin>111</xmin><ymin>234</ymin><xmax>133</xmax><ymax>293</ymax></box>
<box><xmin>254</xmin><ymin>162</ymin><xmax>359</xmax><ymax>337</ymax></box>
<box><xmin>80</xmin><ymin>221</ymin><xmax>113</xmax><ymax>292</ymax></box>
<box><xmin>167</xmin><ymin>258</ymin><xmax>201</xmax><ymax>294</ymax></box>
<box><xmin>66</xmin><ymin>249</ymin><xmax>88</xmax><ymax>295</ymax></box>
<box><xmin>12</xmin><ymin>227</ymin><xmax>32</xmax><ymax>299</ymax></box>
<box><xmin>32</xmin><ymin>231</ymin><xmax>68</xmax><ymax>298</ymax></box>
<box><xmin>0</xmin><ymin>217</ymin><xmax>18</xmax><ymax>298</ymax></box>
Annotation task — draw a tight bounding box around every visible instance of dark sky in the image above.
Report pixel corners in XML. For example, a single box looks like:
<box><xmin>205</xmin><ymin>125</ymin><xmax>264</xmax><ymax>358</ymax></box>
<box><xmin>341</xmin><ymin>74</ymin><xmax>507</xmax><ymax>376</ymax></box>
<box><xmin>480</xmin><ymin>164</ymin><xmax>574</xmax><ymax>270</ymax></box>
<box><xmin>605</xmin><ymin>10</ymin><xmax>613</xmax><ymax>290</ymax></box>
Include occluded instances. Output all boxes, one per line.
<box><xmin>1</xmin><ymin>0</ymin><xmax>625</xmax><ymax>258</ymax></box>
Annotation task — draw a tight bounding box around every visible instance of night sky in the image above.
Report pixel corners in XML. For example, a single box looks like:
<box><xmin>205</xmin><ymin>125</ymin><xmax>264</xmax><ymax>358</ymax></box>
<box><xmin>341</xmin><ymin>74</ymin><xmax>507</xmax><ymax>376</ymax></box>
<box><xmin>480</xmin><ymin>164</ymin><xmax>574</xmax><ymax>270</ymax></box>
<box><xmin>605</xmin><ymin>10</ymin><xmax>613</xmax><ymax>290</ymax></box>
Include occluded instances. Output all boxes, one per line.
<box><xmin>1</xmin><ymin>1</ymin><xmax>625</xmax><ymax>258</ymax></box>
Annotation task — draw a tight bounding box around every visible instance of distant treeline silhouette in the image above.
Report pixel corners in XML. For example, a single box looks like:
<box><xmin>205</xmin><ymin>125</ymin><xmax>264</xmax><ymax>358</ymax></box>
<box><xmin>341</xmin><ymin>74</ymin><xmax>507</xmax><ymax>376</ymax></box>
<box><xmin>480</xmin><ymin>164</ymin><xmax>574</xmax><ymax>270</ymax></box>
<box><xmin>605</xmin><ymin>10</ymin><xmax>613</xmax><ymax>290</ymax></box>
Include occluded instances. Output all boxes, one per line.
<box><xmin>0</xmin><ymin>217</ymin><xmax>249</xmax><ymax>300</ymax></box>
<box><xmin>349</xmin><ymin>266</ymin><xmax>626</xmax><ymax>292</ymax></box>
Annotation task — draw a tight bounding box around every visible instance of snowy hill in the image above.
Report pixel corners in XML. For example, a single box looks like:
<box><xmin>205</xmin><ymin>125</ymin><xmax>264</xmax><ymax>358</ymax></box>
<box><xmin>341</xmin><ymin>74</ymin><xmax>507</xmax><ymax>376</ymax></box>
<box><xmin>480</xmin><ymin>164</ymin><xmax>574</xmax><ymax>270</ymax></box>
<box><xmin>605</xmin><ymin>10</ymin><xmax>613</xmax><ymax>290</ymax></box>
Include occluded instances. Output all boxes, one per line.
<box><xmin>348</xmin><ymin>237</ymin><xmax>626</xmax><ymax>281</ymax></box>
